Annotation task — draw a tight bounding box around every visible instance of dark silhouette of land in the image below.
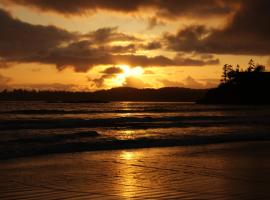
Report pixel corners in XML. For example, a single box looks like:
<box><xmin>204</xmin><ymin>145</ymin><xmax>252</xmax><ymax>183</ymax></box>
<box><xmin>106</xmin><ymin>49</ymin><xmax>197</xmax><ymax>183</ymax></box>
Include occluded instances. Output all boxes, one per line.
<box><xmin>0</xmin><ymin>87</ymin><xmax>207</xmax><ymax>102</ymax></box>
<box><xmin>198</xmin><ymin>60</ymin><xmax>270</xmax><ymax>104</ymax></box>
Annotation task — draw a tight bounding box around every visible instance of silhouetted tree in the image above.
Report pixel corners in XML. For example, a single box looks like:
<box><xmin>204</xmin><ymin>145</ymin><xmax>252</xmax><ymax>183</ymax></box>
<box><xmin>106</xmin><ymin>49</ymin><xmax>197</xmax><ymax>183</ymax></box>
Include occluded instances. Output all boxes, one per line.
<box><xmin>236</xmin><ymin>64</ymin><xmax>240</xmax><ymax>72</ymax></box>
<box><xmin>254</xmin><ymin>65</ymin><xmax>265</xmax><ymax>72</ymax></box>
<box><xmin>222</xmin><ymin>64</ymin><xmax>233</xmax><ymax>83</ymax></box>
<box><xmin>220</xmin><ymin>60</ymin><xmax>267</xmax><ymax>85</ymax></box>
<box><xmin>247</xmin><ymin>59</ymin><xmax>255</xmax><ymax>72</ymax></box>
<box><xmin>200</xmin><ymin>60</ymin><xmax>270</xmax><ymax>105</ymax></box>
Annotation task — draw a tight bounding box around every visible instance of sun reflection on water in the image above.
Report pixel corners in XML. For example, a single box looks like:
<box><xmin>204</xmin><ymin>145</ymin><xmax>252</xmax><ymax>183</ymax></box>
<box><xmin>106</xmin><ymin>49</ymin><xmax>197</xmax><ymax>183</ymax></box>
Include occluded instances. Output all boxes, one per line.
<box><xmin>117</xmin><ymin>150</ymin><xmax>144</xmax><ymax>198</ymax></box>
<box><xmin>120</xmin><ymin>151</ymin><xmax>135</xmax><ymax>160</ymax></box>
<box><xmin>119</xmin><ymin>130</ymin><xmax>136</xmax><ymax>140</ymax></box>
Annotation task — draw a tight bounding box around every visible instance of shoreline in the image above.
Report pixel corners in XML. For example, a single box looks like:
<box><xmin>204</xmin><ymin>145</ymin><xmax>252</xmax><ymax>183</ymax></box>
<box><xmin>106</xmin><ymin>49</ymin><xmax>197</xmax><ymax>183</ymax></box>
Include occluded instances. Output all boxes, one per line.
<box><xmin>2</xmin><ymin>134</ymin><xmax>270</xmax><ymax>161</ymax></box>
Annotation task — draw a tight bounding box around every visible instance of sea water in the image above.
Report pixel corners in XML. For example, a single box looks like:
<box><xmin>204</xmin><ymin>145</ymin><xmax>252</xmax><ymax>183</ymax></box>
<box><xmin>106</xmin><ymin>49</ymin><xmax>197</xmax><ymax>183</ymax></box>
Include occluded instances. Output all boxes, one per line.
<box><xmin>1</xmin><ymin>101</ymin><xmax>270</xmax><ymax>159</ymax></box>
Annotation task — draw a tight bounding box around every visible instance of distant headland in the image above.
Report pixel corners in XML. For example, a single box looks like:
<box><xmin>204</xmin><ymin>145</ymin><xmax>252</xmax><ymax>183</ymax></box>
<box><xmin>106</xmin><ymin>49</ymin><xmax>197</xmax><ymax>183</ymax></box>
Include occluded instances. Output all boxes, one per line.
<box><xmin>0</xmin><ymin>87</ymin><xmax>207</xmax><ymax>102</ymax></box>
<box><xmin>198</xmin><ymin>60</ymin><xmax>270</xmax><ymax>105</ymax></box>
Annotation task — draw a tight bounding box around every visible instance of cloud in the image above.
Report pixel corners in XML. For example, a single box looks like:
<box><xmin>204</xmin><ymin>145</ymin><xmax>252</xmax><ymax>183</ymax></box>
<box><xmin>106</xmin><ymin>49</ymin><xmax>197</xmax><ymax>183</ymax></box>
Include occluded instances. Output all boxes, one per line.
<box><xmin>123</xmin><ymin>77</ymin><xmax>151</xmax><ymax>88</ymax></box>
<box><xmin>165</xmin><ymin>0</ymin><xmax>270</xmax><ymax>55</ymax></box>
<box><xmin>159</xmin><ymin>76</ymin><xmax>219</xmax><ymax>88</ymax></box>
<box><xmin>90</xmin><ymin>74</ymin><xmax>114</xmax><ymax>88</ymax></box>
<box><xmin>15</xmin><ymin>83</ymin><xmax>80</xmax><ymax>91</ymax></box>
<box><xmin>89</xmin><ymin>66</ymin><xmax>123</xmax><ymax>88</ymax></box>
<box><xmin>158</xmin><ymin>79</ymin><xmax>185</xmax><ymax>87</ymax></box>
<box><xmin>91</xmin><ymin>66</ymin><xmax>151</xmax><ymax>88</ymax></box>
<box><xmin>8</xmin><ymin>39</ymin><xmax>219</xmax><ymax>72</ymax></box>
<box><xmin>107</xmin><ymin>54</ymin><xmax>219</xmax><ymax>68</ymax></box>
<box><xmin>2</xmin><ymin>0</ymin><xmax>237</xmax><ymax>18</ymax></box>
<box><xmin>0</xmin><ymin>8</ymin><xmax>219</xmax><ymax>72</ymax></box>
<box><xmin>101</xmin><ymin>66</ymin><xmax>123</xmax><ymax>74</ymax></box>
<box><xmin>0</xmin><ymin>8</ymin><xmax>77</xmax><ymax>59</ymax></box>
<box><xmin>173</xmin><ymin>54</ymin><xmax>219</xmax><ymax>66</ymax></box>
<box><xmin>108</xmin><ymin>44</ymin><xmax>137</xmax><ymax>54</ymax></box>
<box><xmin>141</xmin><ymin>41</ymin><xmax>162</xmax><ymax>50</ymax></box>
<box><xmin>147</xmin><ymin>17</ymin><xmax>165</xmax><ymax>30</ymax></box>
<box><xmin>85</xmin><ymin>27</ymin><xmax>140</xmax><ymax>44</ymax></box>
<box><xmin>184</xmin><ymin>76</ymin><xmax>205</xmax><ymax>88</ymax></box>
<box><xmin>0</xmin><ymin>79</ymin><xmax>83</xmax><ymax>90</ymax></box>
<box><xmin>199</xmin><ymin>78</ymin><xmax>220</xmax><ymax>88</ymax></box>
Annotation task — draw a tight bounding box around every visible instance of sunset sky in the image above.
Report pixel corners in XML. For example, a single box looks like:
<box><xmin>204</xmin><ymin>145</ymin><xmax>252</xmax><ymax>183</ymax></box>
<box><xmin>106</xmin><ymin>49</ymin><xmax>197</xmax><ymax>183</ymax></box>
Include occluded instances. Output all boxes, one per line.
<box><xmin>0</xmin><ymin>0</ymin><xmax>269</xmax><ymax>91</ymax></box>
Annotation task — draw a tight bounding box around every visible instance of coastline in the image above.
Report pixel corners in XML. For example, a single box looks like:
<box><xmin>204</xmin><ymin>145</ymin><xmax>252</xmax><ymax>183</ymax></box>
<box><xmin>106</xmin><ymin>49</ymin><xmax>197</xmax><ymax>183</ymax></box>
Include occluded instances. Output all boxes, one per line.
<box><xmin>2</xmin><ymin>131</ymin><xmax>270</xmax><ymax>161</ymax></box>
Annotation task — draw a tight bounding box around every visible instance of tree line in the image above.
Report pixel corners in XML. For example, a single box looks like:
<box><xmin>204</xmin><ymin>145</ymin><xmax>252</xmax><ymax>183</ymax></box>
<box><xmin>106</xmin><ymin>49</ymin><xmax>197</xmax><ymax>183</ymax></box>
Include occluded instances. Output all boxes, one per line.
<box><xmin>222</xmin><ymin>59</ymin><xmax>266</xmax><ymax>83</ymax></box>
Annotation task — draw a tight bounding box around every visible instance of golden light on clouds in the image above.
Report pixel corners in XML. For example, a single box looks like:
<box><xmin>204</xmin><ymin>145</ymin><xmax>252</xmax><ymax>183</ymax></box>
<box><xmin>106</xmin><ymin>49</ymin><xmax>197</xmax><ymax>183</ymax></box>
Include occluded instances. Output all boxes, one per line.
<box><xmin>110</xmin><ymin>65</ymin><xmax>145</xmax><ymax>87</ymax></box>
<box><xmin>120</xmin><ymin>65</ymin><xmax>144</xmax><ymax>77</ymax></box>
<box><xmin>0</xmin><ymin>1</ymin><xmax>269</xmax><ymax>91</ymax></box>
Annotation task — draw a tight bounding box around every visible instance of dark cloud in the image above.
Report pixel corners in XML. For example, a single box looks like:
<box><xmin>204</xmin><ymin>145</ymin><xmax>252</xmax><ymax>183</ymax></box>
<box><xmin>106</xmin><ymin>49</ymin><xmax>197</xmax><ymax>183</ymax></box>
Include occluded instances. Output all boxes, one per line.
<box><xmin>155</xmin><ymin>0</ymin><xmax>238</xmax><ymax>19</ymax></box>
<box><xmin>0</xmin><ymin>8</ymin><xmax>77</xmax><ymax>59</ymax></box>
<box><xmin>147</xmin><ymin>17</ymin><xmax>165</xmax><ymax>30</ymax></box>
<box><xmin>108</xmin><ymin>44</ymin><xmax>136</xmax><ymax>54</ymax></box>
<box><xmin>89</xmin><ymin>66</ymin><xmax>123</xmax><ymax>88</ymax></box>
<box><xmin>0</xmin><ymin>8</ymin><xmax>219</xmax><ymax>72</ymax></box>
<box><xmin>14</xmin><ymin>40</ymin><xmax>105</xmax><ymax>72</ymax></box>
<box><xmin>90</xmin><ymin>73</ymin><xmax>151</xmax><ymax>89</ymax></box>
<box><xmin>90</xmin><ymin>74</ymin><xmax>113</xmax><ymax>88</ymax></box>
<box><xmin>141</xmin><ymin>42</ymin><xmax>162</xmax><ymax>50</ymax></box>
<box><xmin>85</xmin><ymin>27</ymin><xmax>140</xmax><ymax>44</ymax></box>
<box><xmin>90</xmin><ymin>67</ymin><xmax>124</xmax><ymax>88</ymax></box>
<box><xmin>7</xmin><ymin>39</ymin><xmax>218</xmax><ymax>72</ymax></box>
<box><xmin>101</xmin><ymin>66</ymin><xmax>123</xmax><ymax>74</ymax></box>
<box><xmin>3</xmin><ymin>0</ymin><xmax>150</xmax><ymax>14</ymax></box>
<box><xmin>173</xmin><ymin>54</ymin><xmax>219</xmax><ymax>66</ymax></box>
<box><xmin>165</xmin><ymin>0</ymin><xmax>270</xmax><ymax>55</ymax></box>
<box><xmin>3</xmin><ymin>0</ymin><xmax>237</xmax><ymax>18</ymax></box>
<box><xmin>108</xmin><ymin>54</ymin><xmax>219</xmax><ymax>67</ymax></box>
<box><xmin>200</xmin><ymin>54</ymin><xmax>215</xmax><ymax>60</ymax></box>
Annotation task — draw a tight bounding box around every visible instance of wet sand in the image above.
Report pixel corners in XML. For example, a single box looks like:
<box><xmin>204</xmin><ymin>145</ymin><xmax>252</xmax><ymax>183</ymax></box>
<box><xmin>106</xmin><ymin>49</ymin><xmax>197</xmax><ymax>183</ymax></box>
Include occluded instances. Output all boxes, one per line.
<box><xmin>1</xmin><ymin>141</ymin><xmax>270</xmax><ymax>199</ymax></box>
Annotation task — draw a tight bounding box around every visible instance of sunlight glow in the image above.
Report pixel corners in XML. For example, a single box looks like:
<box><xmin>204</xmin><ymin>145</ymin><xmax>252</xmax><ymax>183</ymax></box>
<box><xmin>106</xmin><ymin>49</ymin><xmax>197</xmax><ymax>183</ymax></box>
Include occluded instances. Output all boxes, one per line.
<box><xmin>120</xmin><ymin>151</ymin><xmax>135</xmax><ymax>160</ymax></box>
<box><xmin>108</xmin><ymin>65</ymin><xmax>145</xmax><ymax>87</ymax></box>
<box><xmin>119</xmin><ymin>65</ymin><xmax>144</xmax><ymax>78</ymax></box>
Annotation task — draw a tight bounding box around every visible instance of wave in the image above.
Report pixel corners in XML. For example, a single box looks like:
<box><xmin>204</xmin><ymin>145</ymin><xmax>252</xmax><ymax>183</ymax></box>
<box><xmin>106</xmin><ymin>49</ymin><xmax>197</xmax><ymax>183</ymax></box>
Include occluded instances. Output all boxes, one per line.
<box><xmin>1</xmin><ymin>109</ymin><xmax>173</xmax><ymax>115</ymax></box>
<box><xmin>1</xmin><ymin>131</ymin><xmax>270</xmax><ymax>160</ymax></box>
<box><xmin>3</xmin><ymin>131</ymin><xmax>99</xmax><ymax>144</ymax></box>
<box><xmin>1</xmin><ymin>115</ymin><xmax>270</xmax><ymax>130</ymax></box>
<box><xmin>2</xmin><ymin>106</ymin><xmax>266</xmax><ymax>115</ymax></box>
<box><xmin>0</xmin><ymin>116</ymin><xmax>270</xmax><ymax>130</ymax></box>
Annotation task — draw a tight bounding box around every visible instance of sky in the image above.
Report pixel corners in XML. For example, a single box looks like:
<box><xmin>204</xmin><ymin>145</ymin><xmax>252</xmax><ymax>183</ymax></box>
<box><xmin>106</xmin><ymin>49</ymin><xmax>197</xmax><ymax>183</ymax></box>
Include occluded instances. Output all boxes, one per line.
<box><xmin>0</xmin><ymin>0</ymin><xmax>270</xmax><ymax>91</ymax></box>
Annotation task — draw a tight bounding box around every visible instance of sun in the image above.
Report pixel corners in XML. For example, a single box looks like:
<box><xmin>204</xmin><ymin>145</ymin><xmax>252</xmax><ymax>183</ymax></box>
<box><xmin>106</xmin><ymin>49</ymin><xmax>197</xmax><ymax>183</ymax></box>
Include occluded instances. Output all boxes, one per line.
<box><xmin>119</xmin><ymin>65</ymin><xmax>144</xmax><ymax>78</ymax></box>
<box><xmin>107</xmin><ymin>65</ymin><xmax>145</xmax><ymax>87</ymax></box>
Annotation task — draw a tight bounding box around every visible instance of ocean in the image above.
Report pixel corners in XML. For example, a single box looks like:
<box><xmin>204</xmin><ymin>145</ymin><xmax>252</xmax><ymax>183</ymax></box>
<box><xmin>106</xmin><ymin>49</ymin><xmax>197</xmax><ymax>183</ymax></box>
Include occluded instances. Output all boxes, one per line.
<box><xmin>1</xmin><ymin>101</ymin><xmax>270</xmax><ymax>159</ymax></box>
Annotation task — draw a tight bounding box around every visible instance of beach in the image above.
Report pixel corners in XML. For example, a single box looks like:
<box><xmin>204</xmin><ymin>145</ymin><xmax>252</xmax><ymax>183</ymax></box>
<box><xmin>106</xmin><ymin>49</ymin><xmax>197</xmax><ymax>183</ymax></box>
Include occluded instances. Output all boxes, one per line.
<box><xmin>1</xmin><ymin>102</ymin><xmax>270</xmax><ymax>199</ymax></box>
<box><xmin>1</xmin><ymin>141</ymin><xmax>270</xmax><ymax>199</ymax></box>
